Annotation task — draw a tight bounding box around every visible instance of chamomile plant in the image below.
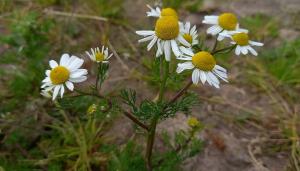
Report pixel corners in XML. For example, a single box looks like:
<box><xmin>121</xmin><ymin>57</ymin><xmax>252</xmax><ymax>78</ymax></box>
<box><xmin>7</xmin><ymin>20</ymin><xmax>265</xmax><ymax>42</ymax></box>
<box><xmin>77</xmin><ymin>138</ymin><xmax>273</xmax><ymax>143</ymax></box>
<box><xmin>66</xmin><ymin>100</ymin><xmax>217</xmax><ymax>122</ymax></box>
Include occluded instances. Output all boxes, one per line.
<box><xmin>40</xmin><ymin>4</ymin><xmax>263</xmax><ymax>171</ymax></box>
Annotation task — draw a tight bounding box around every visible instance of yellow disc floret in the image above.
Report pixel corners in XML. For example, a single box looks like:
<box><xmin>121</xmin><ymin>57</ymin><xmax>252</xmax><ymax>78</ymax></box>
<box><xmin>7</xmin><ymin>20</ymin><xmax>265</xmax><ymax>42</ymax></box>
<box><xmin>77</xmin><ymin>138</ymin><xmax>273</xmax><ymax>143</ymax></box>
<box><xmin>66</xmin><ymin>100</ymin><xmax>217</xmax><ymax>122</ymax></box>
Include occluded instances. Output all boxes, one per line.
<box><xmin>218</xmin><ymin>13</ymin><xmax>238</xmax><ymax>30</ymax></box>
<box><xmin>95</xmin><ymin>52</ymin><xmax>105</xmax><ymax>62</ymax></box>
<box><xmin>187</xmin><ymin>117</ymin><xmax>200</xmax><ymax>128</ymax></box>
<box><xmin>183</xmin><ymin>33</ymin><xmax>193</xmax><ymax>44</ymax></box>
<box><xmin>155</xmin><ymin>16</ymin><xmax>179</xmax><ymax>40</ymax></box>
<box><xmin>192</xmin><ymin>51</ymin><xmax>216</xmax><ymax>71</ymax></box>
<box><xmin>232</xmin><ymin>32</ymin><xmax>249</xmax><ymax>46</ymax></box>
<box><xmin>161</xmin><ymin>8</ymin><xmax>178</xmax><ymax>19</ymax></box>
<box><xmin>50</xmin><ymin>66</ymin><xmax>70</xmax><ymax>85</ymax></box>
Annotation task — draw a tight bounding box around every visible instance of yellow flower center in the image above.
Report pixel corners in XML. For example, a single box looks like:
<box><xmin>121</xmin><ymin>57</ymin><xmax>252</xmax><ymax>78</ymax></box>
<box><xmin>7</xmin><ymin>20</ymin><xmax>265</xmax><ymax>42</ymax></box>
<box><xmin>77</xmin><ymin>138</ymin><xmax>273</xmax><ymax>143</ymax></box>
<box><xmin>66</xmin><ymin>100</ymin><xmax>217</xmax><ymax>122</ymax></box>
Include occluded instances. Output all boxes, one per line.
<box><xmin>155</xmin><ymin>16</ymin><xmax>179</xmax><ymax>40</ymax></box>
<box><xmin>50</xmin><ymin>66</ymin><xmax>70</xmax><ymax>85</ymax></box>
<box><xmin>183</xmin><ymin>33</ymin><xmax>193</xmax><ymax>44</ymax></box>
<box><xmin>232</xmin><ymin>32</ymin><xmax>249</xmax><ymax>46</ymax></box>
<box><xmin>192</xmin><ymin>51</ymin><xmax>216</xmax><ymax>71</ymax></box>
<box><xmin>187</xmin><ymin>117</ymin><xmax>200</xmax><ymax>128</ymax></box>
<box><xmin>161</xmin><ymin>8</ymin><xmax>178</xmax><ymax>19</ymax></box>
<box><xmin>218</xmin><ymin>13</ymin><xmax>238</xmax><ymax>30</ymax></box>
<box><xmin>95</xmin><ymin>52</ymin><xmax>105</xmax><ymax>62</ymax></box>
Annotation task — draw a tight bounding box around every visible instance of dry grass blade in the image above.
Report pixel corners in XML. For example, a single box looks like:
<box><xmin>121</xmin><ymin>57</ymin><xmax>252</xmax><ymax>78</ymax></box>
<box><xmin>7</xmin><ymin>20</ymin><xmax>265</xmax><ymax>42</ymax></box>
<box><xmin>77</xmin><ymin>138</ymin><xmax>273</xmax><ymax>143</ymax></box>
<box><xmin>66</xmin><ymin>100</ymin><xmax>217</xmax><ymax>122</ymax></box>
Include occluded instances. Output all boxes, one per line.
<box><xmin>43</xmin><ymin>9</ymin><xmax>108</xmax><ymax>21</ymax></box>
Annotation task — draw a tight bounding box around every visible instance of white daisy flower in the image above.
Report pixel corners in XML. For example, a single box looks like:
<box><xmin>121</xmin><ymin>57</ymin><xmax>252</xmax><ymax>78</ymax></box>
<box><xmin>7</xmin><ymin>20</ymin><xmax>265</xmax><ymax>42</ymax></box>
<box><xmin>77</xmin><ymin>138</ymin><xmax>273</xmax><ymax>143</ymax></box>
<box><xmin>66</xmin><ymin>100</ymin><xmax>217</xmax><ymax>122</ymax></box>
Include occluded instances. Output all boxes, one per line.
<box><xmin>221</xmin><ymin>31</ymin><xmax>264</xmax><ymax>56</ymax></box>
<box><xmin>202</xmin><ymin>13</ymin><xmax>248</xmax><ymax>41</ymax></box>
<box><xmin>179</xmin><ymin>22</ymin><xmax>199</xmax><ymax>48</ymax></box>
<box><xmin>41</xmin><ymin>54</ymin><xmax>88</xmax><ymax>100</ymax></box>
<box><xmin>146</xmin><ymin>5</ymin><xmax>178</xmax><ymax>19</ymax></box>
<box><xmin>176</xmin><ymin>47</ymin><xmax>228</xmax><ymax>88</ymax></box>
<box><xmin>86</xmin><ymin>46</ymin><xmax>113</xmax><ymax>63</ymax></box>
<box><xmin>136</xmin><ymin>16</ymin><xmax>190</xmax><ymax>61</ymax></box>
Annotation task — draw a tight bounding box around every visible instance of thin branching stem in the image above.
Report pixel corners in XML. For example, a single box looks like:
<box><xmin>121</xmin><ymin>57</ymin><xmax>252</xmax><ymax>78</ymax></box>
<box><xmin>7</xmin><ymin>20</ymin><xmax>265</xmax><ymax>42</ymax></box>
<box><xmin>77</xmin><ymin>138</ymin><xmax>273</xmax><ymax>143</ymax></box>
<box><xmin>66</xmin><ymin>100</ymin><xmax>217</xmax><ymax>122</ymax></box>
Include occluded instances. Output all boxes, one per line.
<box><xmin>95</xmin><ymin>63</ymin><xmax>101</xmax><ymax>92</ymax></box>
<box><xmin>167</xmin><ymin>78</ymin><xmax>193</xmax><ymax>106</ymax></box>
<box><xmin>146</xmin><ymin>58</ymin><xmax>169</xmax><ymax>171</ymax></box>
<box><xmin>212</xmin><ymin>44</ymin><xmax>237</xmax><ymax>55</ymax></box>
<box><xmin>123</xmin><ymin>110</ymin><xmax>150</xmax><ymax>131</ymax></box>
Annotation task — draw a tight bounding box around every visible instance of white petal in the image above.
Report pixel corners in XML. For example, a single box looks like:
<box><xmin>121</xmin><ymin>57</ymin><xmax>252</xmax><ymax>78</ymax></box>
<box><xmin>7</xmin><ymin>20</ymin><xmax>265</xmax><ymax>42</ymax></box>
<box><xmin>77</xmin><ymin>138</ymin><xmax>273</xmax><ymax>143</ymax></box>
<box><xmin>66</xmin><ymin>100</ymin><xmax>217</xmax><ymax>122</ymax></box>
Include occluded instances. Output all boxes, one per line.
<box><xmin>177</xmin><ymin>62</ymin><xmax>194</xmax><ymax>71</ymax></box>
<box><xmin>138</xmin><ymin>35</ymin><xmax>155</xmax><ymax>43</ymax></box>
<box><xmin>178</xmin><ymin>35</ymin><xmax>190</xmax><ymax>47</ymax></box>
<box><xmin>41</xmin><ymin>82</ymin><xmax>52</xmax><ymax>88</ymax></box>
<box><xmin>46</xmin><ymin>70</ymin><xmax>51</xmax><ymax>76</ymax></box>
<box><xmin>60</xmin><ymin>85</ymin><xmax>65</xmax><ymax>98</ymax></box>
<box><xmin>179</xmin><ymin>46</ymin><xmax>194</xmax><ymax>56</ymax></box>
<box><xmin>217</xmin><ymin>34</ymin><xmax>226</xmax><ymax>41</ymax></box>
<box><xmin>156</xmin><ymin>39</ymin><xmax>163</xmax><ymax>57</ymax></box>
<box><xmin>147</xmin><ymin>36</ymin><xmax>157</xmax><ymax>51</ymax></box>
<box><xmin>65</xmin><ymin>81</ymin><xmax>74</xmax><ymax>91</ymax></box>
<box><xmin>207</xmin><ymin>25</ymin><xmax>222</xmax><ymax>35</ymax></box>
<box><xmin>213</xmin><ymin>69</ymin><xmax>228</xmax><ymax>82</ymax></box>
<box><xmin>190</xmin><ymin>25</ymin><xmax>196</xmax><ymax>35</ymax></box>
<box><xmin>171</xmin><ymin>40</ymin><xmax>180</xmax><ymax>57</ymax></box>
<box><xmin>176</xmin><ymin>57</ymin><xmax>192</xmax><ymax>61</ymax></box>
<box><xmin>200</xmin><ymin>71</ymin><xmax>207</xmax><ymax>84</ymax></box>
<box><xmin>249</xmin><ymin>41</ymin><xmax>264</xmax><ymax>46</ymax></box>
<box><xmin>164</xmin><ymin>41</ymin><xmax>171</xmax><ymax>61</ymax></box>
<box><xmin>60</xmin><ymin>54</ymin><xmax>70</xmax><ymax>66</ymax></box>
<box><xmin>68</xmin><ymin>57</ymin><xmax>84</xmax><ymax>71</ymax></box>
<box><xmin>192</xmin><ymin>69</ymin><xmax>200</xmax><ymax>84</ymax></box>
<box><xmin>42</xmin><ymin>77</ymin><xmax>50</xmax><ymax>83</ymax></box>
<box><xmin>215</xmin><ymin>65</ymin><xmax>227</xmax><ymax>73</ymax></box>
<box><xmin>247</xmin><ymin>46</ymin><xmax>258</xmax><ymax>56</ymax></box>
<box><xmin>207</xmin><ymin>72</ymin><xmax>220</xmax><ymax>88</ymax></box>
<box><xmin>52</xmin><ymin>85</ymin><xmax>60</xmax><ymax>100</ymax></box>
<box><xmin>235</xmin><ymin>46</ymin><xmax>241</xmax><ymax>55</ymax></box>
<box><xmin>69</xmin><ymin>76</ymin><xmax>87</xmax><ymax>83</ymax></box>
<box><xmin>70</xmin><ymin>69</ymin><xmax>88</xmax><ymax>78</ymax></box>
<box><xmin>241</xmin><ymin>46</ymin><xmax>248</xmax><ymax>55</ymax></box>
<box><xmin>202</xmin><ymin>16</ymin><xmax>218</xmax><ymax>24</ymax></box>
<box><xmin>185</xmin><ymin>22</ymin><xmax>191</xmax><ymax>32</ymax></box>
<box><xmin>44</xmin><ymin>85</ymin><xmax>55</xmax><ymax>91</ymax></box>
<box><xmin>49</xmin><ymin>60</ymin><xmax>58</xmax><ymax>69</ymax></box>
<box><xmin>136</xmin><ymin>30</ymin><xmax>155</xmax><ymax>36</ymax></box>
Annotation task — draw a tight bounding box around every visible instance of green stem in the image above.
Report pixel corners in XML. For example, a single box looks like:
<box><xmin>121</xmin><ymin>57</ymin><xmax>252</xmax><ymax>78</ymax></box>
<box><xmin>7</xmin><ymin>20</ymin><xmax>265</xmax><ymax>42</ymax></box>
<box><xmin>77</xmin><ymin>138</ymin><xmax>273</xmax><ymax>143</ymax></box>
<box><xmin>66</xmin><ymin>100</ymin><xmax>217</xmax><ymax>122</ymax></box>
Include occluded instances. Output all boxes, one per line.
<box><xmin>212</xmin><ymin>44</ymin><xmax>237</xmax><ymax>55</ymax></box>
<box><xmin>211</xmin><ymin>36</ymin><xmax>218</xmax><ymax>53</ymax></box>
<box><xmin>146</xmin><ymin>58</ymin><xmax>169</xmax><ymax>171</ymax></box>
<box><xmin>95</xmin><ymin>63</ymin><xmax>102</xmax><ymax>92</ymax></box>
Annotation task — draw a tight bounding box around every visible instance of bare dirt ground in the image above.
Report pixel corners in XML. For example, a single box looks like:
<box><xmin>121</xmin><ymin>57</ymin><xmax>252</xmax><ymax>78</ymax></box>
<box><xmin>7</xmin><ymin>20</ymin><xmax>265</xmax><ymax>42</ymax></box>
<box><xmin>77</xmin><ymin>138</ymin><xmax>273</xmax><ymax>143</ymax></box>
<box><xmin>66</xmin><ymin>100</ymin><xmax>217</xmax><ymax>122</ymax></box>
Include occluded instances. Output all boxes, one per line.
<box><xmin>102</xmin><ymin>0</ymin><xmax>300</xmax><ymax>170</ymax></box>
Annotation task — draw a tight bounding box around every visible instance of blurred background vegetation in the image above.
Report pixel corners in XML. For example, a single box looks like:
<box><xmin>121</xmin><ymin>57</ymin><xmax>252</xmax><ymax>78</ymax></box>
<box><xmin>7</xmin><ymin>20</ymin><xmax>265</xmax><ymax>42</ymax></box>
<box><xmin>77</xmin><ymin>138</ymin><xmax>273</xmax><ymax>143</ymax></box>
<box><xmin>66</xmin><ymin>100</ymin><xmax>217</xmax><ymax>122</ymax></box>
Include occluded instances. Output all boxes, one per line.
<box><xmin>0</xmin><ymin>0</ymin><xmax>299</xmax><ymax>170</ymax></box>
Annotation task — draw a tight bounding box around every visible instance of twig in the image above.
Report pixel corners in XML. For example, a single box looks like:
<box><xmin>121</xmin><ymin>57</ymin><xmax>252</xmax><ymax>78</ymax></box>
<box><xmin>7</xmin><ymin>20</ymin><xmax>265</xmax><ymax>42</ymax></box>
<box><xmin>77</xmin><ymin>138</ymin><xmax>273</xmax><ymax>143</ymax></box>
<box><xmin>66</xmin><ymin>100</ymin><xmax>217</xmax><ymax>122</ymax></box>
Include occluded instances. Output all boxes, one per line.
<box><xmin>167</xmin><ymin>78</ymin><xmax>193</xmax><ymax>105</ymax></box>
<box><xmin>43</xmin><ymin>9</ymin><xmax>108</xmax><ymax>21</ymax></box>
<box><xmin>123</xmin><ymin>110</ymin><xmax>149</xmax><ymax>131</ymax></box>
<box><xmin>247</xmin><ymin>138</ymin><xmax>270</xmax><ymax>171</ymax></box>
<box><xmin>212</xmin><ymin>45</ymin><xmax>237</xmax><ymax>55</ymax></box>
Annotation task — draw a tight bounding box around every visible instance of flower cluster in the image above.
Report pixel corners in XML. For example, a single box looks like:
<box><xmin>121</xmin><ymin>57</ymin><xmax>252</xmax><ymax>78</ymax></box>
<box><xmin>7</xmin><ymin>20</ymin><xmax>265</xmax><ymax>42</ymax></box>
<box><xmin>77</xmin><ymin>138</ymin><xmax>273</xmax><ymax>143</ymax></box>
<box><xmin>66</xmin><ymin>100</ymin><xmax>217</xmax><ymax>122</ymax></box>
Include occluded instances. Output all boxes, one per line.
<box><xmin>41</xmin><ymin>46</ymin><xmax>113</xmax><ymax>100</ymax></box>
<box><xmin>40</xmin><ymin>5</ymin><xmax>264</xmax><ymax>99</ymax></box>
<box><xmin>136</xmin><ymin>6</ymin><xmax>264</xmax><ymax>88</ymax></box>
